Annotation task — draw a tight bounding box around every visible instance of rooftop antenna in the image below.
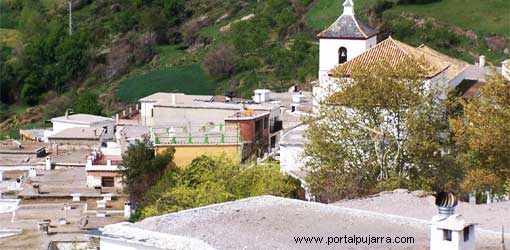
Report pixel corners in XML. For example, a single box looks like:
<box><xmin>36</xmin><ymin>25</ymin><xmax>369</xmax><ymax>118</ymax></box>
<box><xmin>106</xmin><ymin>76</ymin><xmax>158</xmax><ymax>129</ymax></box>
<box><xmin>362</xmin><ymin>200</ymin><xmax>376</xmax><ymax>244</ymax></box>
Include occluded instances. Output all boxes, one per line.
<box><xmin>68</xmin><ymin>1</ymin><xmax>72</xmax><ymax>35</ymax></box>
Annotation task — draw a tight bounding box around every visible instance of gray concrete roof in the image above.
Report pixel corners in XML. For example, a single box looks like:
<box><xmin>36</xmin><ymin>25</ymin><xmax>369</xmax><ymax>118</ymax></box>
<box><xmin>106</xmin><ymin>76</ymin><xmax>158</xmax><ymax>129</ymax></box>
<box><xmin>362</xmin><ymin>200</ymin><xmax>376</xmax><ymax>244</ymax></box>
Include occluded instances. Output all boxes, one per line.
<box><xmin>334</xmin><ymin>189</ymin><xmax>510</xmax><ymax>234</ymax></box>
<box><xmin>102</xmin><ymin>194</ymin><xmax>506</xmax><ymax>250</ymax></box>
<box><xmin>47</xmin><ymin>127</ymin><xmax>102</xmax><ymax>140</ymax></box>
<box><xmin>264</xmin><ymin>91</ymin><xmax>312</xmax><ymax>113</ymax></box>
<box><xmin>318</xmin><ymin>15</ymin><xmax>377</xmax><ymax>39</ymax></box>
<box><xmin>280</xmin><ymin>125</ymin><xmax>308</xmax><ymax>146</ymax></box>
<box><xmin>139</xmin><ymin>92</ymin><xmax>214</xmax><ymax>104</ymax></box>
<box><xmin>51</xmin><ymin>114</ymin><xmax>114</xmax><ymax>125</ymax></box>
<box><xmin>107</xmin><ymin>195</ymin><xmax>433</xmax><ymax>250</ymax></box>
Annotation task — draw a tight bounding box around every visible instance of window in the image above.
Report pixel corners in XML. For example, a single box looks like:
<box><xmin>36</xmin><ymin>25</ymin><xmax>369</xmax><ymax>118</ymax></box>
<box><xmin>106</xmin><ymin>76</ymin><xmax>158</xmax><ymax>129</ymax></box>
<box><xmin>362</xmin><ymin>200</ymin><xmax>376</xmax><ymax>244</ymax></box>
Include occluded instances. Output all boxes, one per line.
<box><xmin>151</xmin><ymin>108</ymin><xmax>154</xmax><ymax>117</ymax></box>
<box><xmin>338</xmin><ymin>47</ymin><xmax>348</xmax><ymax>64</ymax></box>
<box><xmin>463</xmin><ymin>226</ymin><xmax>470</xmax><ymax>241</ymax></box>
<box><xmin>102</xmin><ymin>177</ymin><xmax>115</xmax><ymax>187</ymax></box>
<box><xmin>103</xmin><ymin>126</ymin><xmax>108</xmax><ymax>134</ymax></box>
<box><xmin>443</xmin><ymin>229</ymin><xmax>452</xmax><ymax>241</ymax></box>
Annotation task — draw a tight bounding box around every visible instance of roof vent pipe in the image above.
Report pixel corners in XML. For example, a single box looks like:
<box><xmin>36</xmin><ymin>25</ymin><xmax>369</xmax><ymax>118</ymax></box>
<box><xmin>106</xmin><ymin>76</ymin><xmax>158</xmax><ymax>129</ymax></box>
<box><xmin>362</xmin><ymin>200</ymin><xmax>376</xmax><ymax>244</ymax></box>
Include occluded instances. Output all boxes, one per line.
<box><xmin>435</xmin><ymin>192</ymin><xmax>458</xmax><ymax>217</ymax></box>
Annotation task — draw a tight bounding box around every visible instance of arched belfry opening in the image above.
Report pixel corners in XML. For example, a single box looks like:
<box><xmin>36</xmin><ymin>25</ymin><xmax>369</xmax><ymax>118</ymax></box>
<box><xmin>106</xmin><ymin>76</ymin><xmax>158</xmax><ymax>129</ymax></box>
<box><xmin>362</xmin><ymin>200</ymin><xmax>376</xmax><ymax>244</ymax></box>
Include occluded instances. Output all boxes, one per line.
<box><xmin>338</xmin><ymin>47</ymin><xmax>347</xmax><ymax>64</ymax></box>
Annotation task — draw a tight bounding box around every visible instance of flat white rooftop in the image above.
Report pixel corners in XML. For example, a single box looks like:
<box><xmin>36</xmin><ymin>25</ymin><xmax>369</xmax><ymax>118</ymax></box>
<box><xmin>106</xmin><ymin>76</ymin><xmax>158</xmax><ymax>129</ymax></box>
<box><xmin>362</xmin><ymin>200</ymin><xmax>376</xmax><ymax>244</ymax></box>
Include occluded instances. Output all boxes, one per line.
<box><xmin>101</xmin><ymin>194</ymin><xmax>506</xmax><ymax>250</ymax></box>
<box><xmin>51</xmin><ymin>114</ymin><xmax>114</xmax><ymax>125</ymax></box>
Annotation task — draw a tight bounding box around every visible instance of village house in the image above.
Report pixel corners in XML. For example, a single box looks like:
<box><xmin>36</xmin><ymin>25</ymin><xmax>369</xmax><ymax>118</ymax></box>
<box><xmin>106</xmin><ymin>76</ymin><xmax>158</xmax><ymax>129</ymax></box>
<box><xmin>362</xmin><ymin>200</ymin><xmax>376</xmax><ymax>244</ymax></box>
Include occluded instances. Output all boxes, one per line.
<box><xmin>85</xmin><ymin>147</ymin><xmax>123</xmax><ymax>189</ymax></box>
<box><xmin>151</xmin><ymin>123</ymin><xmax>242</xmax><ymax>167</ymax></box>
<box><xmin>138</xmin><ymin>90</ymin><xmax>289</xmax><ymax>163</ymax></box>
<box><xmin>43</xmin><ymin>112</ymin><xmax>115</xmax><ymax>147</ymax></box>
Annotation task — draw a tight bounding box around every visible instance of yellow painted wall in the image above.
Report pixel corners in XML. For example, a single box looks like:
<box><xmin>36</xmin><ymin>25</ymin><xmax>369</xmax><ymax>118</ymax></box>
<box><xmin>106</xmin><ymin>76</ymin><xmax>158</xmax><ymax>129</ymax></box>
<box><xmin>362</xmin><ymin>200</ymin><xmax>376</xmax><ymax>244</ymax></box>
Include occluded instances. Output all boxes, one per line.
<box><xmin>156</xmin><ymin>144</ymin><xmax>240</xmax><ymax>167</ymax></box>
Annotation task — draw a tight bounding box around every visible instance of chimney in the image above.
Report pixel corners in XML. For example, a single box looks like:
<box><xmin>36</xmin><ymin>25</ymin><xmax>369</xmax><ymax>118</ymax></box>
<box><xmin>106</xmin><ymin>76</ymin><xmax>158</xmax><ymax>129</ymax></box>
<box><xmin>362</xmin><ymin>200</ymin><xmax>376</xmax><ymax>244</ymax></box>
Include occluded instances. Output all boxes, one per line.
<box><xmin>435</xmin><ymin>191</ymin><xmax>457</xmax><ymax>219</ymax></box>
<box><xmin>430</xmin><ymin>192</ymin><xmax>476</xmax><ymax>250</ymax></box>
<box><xmin>479</xmin><ymin>55</ymin><xmax>486</xmax><ymax>68</ymax></box>
<box><xmin>86</xmin><ymin>156</ymin><xmax>93</xmax><ymax>167</ymax></box>
<box><xmin>124</xmin><ymin>202</ymin><xmax>132</xmax><ymax>218</ymax></box>
<box><xmin>171</xmin><ymin>94</ymin><xmax>176</xmax><ymax>105</ymax></box>
<box><xmin>45</xmin><ymin>157</ymin><xmax>52</xmax><ymax>171</ymax></box>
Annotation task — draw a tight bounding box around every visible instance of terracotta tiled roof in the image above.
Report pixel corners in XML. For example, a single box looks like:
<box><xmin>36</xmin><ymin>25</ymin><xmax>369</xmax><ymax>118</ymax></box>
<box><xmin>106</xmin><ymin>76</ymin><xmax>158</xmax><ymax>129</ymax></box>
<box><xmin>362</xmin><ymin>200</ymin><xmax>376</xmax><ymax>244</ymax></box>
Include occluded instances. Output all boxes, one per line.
<box><xmin>331</xmin><ymin>37</ymin><xmax>451</xmax><ymax>78</ymax></box>
<box><xmin>318</xmin><ymin>15</ymin><xmax>377</xmax><ymax>39</ymax></box>
<box><xmin>416</xmin><ymin>45</ymin><xmax>469</xmax><ymax>81</ymax></box>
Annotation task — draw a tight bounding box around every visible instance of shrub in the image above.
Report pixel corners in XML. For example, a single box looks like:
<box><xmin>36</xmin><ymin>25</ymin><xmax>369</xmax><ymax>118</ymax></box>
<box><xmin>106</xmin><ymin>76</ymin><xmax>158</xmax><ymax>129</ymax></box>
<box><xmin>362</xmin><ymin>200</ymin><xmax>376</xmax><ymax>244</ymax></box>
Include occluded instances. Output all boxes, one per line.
<box><xmin>203</xmin><ymin>44</ymin><xmax>235</xmax><ymax>77</ymax></box>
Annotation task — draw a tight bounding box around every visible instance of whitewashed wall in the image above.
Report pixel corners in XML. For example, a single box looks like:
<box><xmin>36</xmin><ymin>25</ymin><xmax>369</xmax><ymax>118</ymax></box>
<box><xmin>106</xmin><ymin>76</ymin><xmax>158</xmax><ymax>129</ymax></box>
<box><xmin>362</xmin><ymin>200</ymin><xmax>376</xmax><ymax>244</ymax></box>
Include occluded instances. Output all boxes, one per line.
<box><xmin>319</xmin><ymin>36</ymin><xmax>376</xmax><ymax>75</ymax></box>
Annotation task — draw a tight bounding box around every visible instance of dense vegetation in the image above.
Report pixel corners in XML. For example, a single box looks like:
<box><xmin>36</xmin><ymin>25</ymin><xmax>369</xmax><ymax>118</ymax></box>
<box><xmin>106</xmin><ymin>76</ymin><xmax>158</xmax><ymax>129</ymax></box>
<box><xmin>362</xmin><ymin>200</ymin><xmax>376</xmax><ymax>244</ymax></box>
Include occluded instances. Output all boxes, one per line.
<box><xmin>136</xmin><ymin>155</ymin><xmax>302</xmax><ymax>220</ymax></box>
<box><xmin>121</xmin><ymin>141</ymin><xmax>302</xmax><ymax>221</ymax></box>
<box><xmin>305</xmin><ymin>55</ymin><xmax>510</xmax><ymax>202</ymax></box>
<box><xmin>0</xmin><ymin>0</ymin><xmax>509</xmax><ymax>137</ymax></box>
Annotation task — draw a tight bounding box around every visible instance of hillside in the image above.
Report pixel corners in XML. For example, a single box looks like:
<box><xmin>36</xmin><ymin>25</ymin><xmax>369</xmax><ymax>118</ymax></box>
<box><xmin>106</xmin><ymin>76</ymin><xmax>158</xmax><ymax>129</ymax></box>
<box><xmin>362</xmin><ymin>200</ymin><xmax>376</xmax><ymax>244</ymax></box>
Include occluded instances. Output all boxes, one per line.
<box><xmin>0</xmin><ymin>0</ymin><xmax>509</xmax><ymax>138</ymax></box>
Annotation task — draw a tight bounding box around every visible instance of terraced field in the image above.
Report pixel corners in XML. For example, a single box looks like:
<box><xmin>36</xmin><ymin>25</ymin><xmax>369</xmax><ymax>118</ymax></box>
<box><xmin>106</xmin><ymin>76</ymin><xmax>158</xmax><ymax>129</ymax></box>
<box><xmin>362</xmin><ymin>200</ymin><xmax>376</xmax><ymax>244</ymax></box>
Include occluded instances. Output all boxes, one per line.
<box><xmin>116</xmin><ymin>64</ymin><xmax>216</xmax><ymax>103</ymax></box>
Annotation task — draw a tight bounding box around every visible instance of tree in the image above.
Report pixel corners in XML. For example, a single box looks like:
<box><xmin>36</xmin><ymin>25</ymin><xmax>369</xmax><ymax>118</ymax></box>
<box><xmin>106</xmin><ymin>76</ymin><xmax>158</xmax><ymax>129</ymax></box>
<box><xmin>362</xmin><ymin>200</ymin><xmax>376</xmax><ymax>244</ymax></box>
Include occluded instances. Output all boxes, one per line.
<box><xmin>450</xmin><ymin>73</ymin><xmax>510</xmax><ymax>195</ymax></box>
<box><xmin>305</xmin><ymin>57</ymin><xmax>461</xmax><ymax>202</ymax></box>
<box><xmin>74</xmin><ymin>91</ymin><xmax>103</xmax><ymax>115</ymax></box>
<box><xmin>121</xmin><ymin>139</ymin><xmax>174</xmax><ymax>203</ymax></box>
<box><xmin>139</xmin><ymin>155</ymin><xmax>301</xmax><ymax>219</ymax></box>
<box><xmin>203</xmin><ymin>44</ymin><xmax>235</xmax><ymax>77</ymax></box>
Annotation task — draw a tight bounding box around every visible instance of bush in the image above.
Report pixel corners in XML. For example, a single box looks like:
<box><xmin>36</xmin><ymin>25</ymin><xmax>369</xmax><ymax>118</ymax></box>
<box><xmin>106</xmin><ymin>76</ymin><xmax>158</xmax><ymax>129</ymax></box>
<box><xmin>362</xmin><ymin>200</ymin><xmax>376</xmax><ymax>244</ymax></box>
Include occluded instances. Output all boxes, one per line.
<box><xmin>138</xmin><ymin>155</ymin><xmax>303</xmax><ymax>219</ymax></box>
<box><xmin>74</xmin><ymin>91</ymin><xmax>103</xmax><ymax>115</ymax></box>
<box><xmin>203</xmin><ymin>44</ymin><xmax>235</xmax><ymax>77</ymax></box>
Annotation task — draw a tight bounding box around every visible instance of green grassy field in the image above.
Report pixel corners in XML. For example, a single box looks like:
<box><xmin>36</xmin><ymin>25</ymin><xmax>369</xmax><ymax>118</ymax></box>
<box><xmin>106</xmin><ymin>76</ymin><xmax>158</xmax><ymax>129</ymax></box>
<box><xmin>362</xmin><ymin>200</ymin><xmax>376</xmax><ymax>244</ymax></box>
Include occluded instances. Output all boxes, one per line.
<box><xmin>306</xmin><ymin>0</ymin><xmax>510</xmax><ymax>36</ymax></box>
<box><xmin>305</xmin><ymin>0</ymin><xmax>373</xmax><ymax>30</ymax></box>
<box><xmin>116</xmin><ymin>64</ymin><xmax>217</xmax><ymax>103</ymax></box>
<box><xmin>387</xmin><ymin>0</ymin><xmax>510</xmax><ymax>36</ymax></box>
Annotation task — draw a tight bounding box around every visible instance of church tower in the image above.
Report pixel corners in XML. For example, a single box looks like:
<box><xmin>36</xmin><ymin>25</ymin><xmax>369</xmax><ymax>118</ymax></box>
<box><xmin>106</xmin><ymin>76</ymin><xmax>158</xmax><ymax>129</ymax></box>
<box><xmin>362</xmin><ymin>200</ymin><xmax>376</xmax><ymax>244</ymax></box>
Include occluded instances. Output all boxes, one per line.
<box><xmin>317</xmin><ymin>0</ymin><xmax>377</xmax><ymax>82</ymax></box>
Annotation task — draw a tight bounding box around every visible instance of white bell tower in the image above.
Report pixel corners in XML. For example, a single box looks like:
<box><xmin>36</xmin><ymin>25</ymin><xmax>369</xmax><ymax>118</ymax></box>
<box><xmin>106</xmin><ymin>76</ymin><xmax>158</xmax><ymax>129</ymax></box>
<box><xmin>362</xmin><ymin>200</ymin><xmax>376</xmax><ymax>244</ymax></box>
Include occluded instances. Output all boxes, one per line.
<box><xmin>317</xmin><ymin>0</ymin><xmax>377</xmax><ymax>82</ymax></box>
<box><xmin>314</xmin><ymin>0</ymin><xmax>378</xmax><ymax>106</ymax></box>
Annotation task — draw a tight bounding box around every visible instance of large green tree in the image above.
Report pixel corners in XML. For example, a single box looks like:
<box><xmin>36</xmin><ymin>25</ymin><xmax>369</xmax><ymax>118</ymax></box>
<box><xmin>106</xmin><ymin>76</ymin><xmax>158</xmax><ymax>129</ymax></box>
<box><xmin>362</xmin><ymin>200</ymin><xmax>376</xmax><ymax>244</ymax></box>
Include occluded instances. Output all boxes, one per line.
<box><xmin>305</xmin><ymin>57</ymin><xmax>461</xmax><ymax>202</ymax></box>
<box><xmin>450</xmin><ymin>72</ymin><xmax>510</xmax><ymax>195</ymax></box>
<box><xmin>74</xmin><ymin>91</ymin><xmax>103</xmax><ymax>116</ymax></box>
<box><xmin>121</xmin><ymin>139</ymin><xmax>174</xmax><ymax>203</ymax></box>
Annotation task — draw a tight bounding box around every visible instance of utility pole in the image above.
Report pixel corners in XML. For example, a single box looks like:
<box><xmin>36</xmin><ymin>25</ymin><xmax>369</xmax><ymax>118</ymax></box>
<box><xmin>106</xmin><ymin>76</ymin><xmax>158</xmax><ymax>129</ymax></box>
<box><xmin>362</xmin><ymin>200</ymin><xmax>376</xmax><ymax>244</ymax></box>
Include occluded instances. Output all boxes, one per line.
<box><xmin>68</xmin><ymin>1</ymin><xmax>72</xmax><ymax>35</ymax></box>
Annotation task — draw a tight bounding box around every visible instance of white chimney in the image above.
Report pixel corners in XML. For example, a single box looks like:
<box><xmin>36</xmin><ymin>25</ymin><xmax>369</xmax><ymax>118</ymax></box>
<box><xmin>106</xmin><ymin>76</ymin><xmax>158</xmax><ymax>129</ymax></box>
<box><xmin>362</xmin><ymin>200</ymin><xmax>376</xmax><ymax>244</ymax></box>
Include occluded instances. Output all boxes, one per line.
<box><xmin>45</xmin><ymin>157</ymin><xmax>52</xmax><ymax>171</ymax></box>
<box><xmin>124</xmin><ymin>202</ymin><xmax>132</xmax><ymax>218</ymax></box>
<box><xmin>0</xmin><ymin>171</ymin><xmax>4</xmax><ymax>182</ymax></box>
<box><xmin>29</xmin><ymin>167</ymin><xmax>37</xmax><ymax>178</ymax></box>
<box><xmin>430</xmin><ymin>192</ymin><xmax>475</xmax><ymax>250</ymax></box>
<box><xmin>293</xmin><ymin>93</ymin><xmax>305</xmax><ymax>103</ymax></box>
<box><xmin>479</xmin><ymin>55</ymin><xmax>485</xmax><ymax>68</ymax></box>
<box><xmin>253</xmin><ymin>89</ymin><xmax>271</xmax><ymax>103</ymax></box>
<box><xmin>171</xmin><ymin>94</ymin><xmax>176</xmax><ymax>105</ymax></box>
